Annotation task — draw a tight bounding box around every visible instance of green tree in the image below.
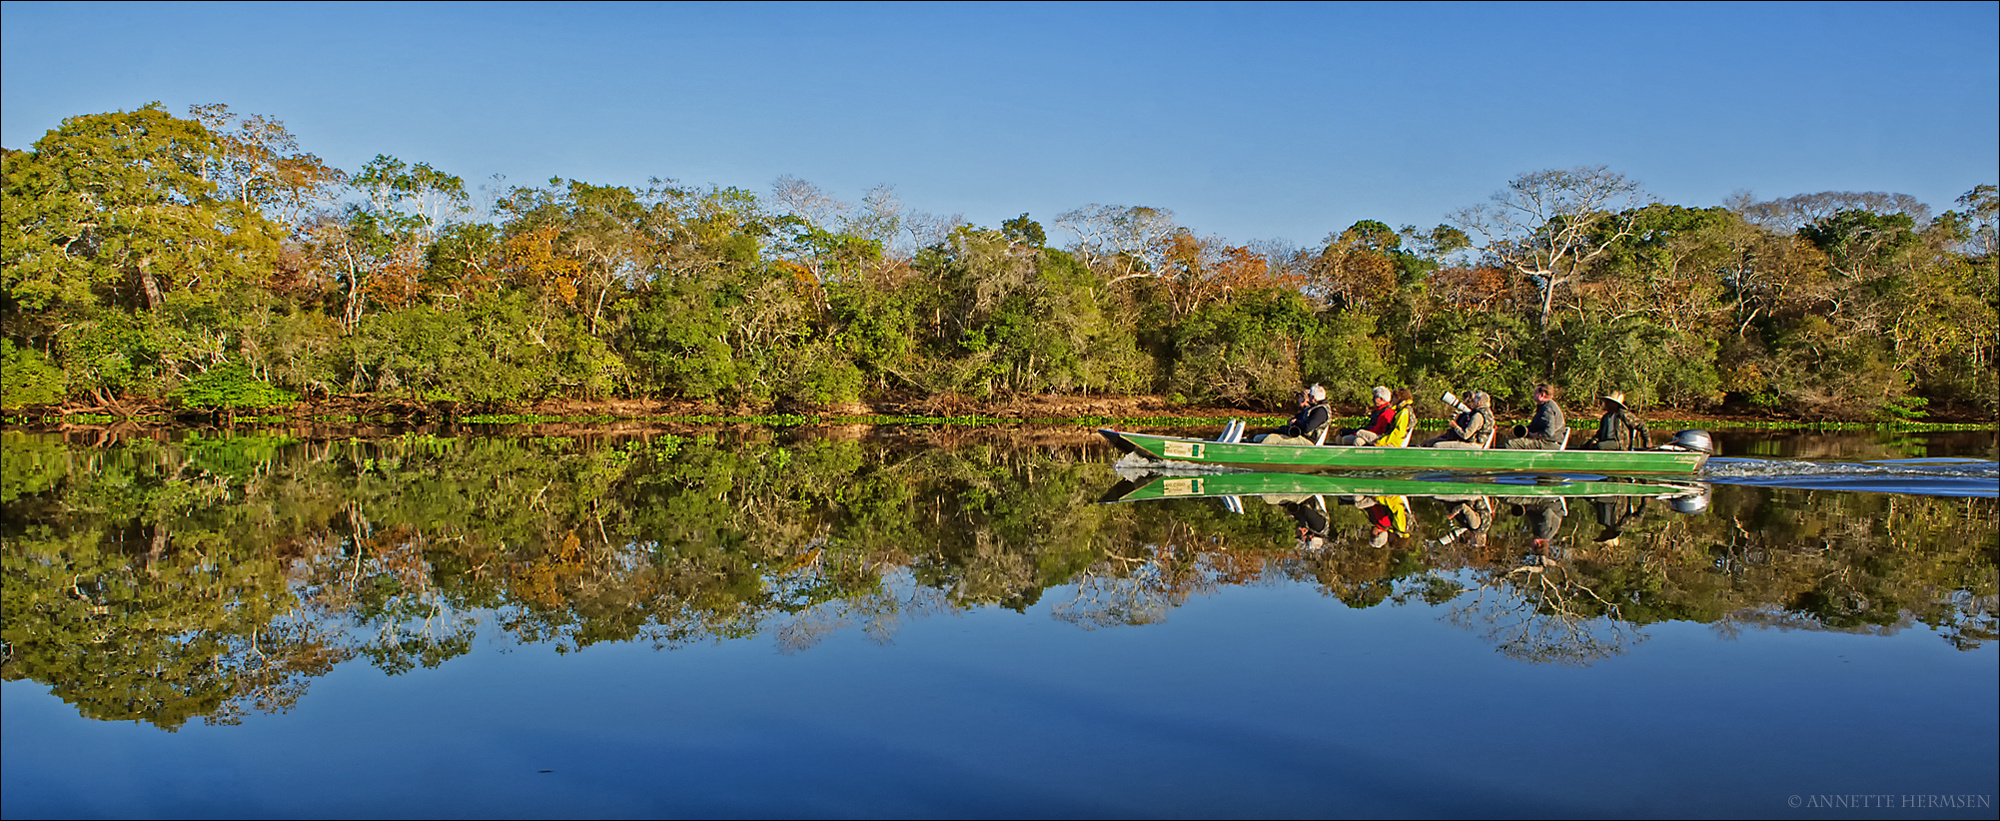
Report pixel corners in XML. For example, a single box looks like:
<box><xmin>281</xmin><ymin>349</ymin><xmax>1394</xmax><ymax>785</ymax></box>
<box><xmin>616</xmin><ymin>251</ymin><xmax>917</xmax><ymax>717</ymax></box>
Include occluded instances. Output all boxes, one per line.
<box><xmin>2</xmin><ymin>103</ymin><xmax>281</xmax><ymax>316</ymax></box>
<box><xmin>1449</xmin><ymin>166</ymin><xmax>1651</xmax><ymax>360</ymax></box>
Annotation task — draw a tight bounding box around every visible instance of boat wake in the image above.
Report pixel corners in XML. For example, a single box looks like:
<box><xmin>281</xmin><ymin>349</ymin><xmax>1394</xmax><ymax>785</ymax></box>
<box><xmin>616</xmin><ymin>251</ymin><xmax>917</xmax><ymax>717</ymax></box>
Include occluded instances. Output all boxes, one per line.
<box><xmin>1701</xmin><ymin>457</ymin><xmax>1999</xmax><ymax>498</ymax></box>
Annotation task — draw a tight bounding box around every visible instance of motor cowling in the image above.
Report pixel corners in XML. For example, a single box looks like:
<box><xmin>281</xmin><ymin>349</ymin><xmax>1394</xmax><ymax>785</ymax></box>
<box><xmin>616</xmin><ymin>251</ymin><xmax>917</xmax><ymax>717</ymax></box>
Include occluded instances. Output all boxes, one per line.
<box><xmin>1659</xmin><ymin>429</ymin><xmax>1715</xmax><ymax>455</ymax></box>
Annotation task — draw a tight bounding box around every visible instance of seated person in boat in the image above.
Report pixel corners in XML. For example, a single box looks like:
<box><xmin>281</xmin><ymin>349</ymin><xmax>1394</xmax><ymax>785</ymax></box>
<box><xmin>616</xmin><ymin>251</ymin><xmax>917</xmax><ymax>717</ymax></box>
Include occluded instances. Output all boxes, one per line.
<box><xmin>1578</xmin><ymin>390</ymin><xmax>1649</xmax><ymax>450</ymax></box>
<box><xmin>1333</xmin><ymin>386</ymin><xmax>1395</xmax><ymax>445</ymax></box>
<box><xmin>1502</xmin><ymin>383</ymin><xmax>1567</xmax><ymax>449</ymax></box>
<box><xmin>1251</xmin><ymin>383</ymin><xmax>1331</xmax><ymax>445</ymax></box>
<box><xmin>1422</xmin><ymin>390</ymin><xmax>1493</xmax><ymax>448</ymax></box>
<box><xmin>1371</xmin><ymin>388</ymin><xmax>1417</xmax><ymax>447</ymax></box>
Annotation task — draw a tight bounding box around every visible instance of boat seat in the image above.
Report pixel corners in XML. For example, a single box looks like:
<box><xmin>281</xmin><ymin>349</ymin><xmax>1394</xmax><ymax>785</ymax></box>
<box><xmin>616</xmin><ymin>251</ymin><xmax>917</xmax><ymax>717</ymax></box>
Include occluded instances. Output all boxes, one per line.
<box><xmin>1553</xmin><ymin>426</ymin><xmax>1570</xmax><ymax>450</ymax></box>
<box><xmin>1217</xmin><ymin>419</ymin><xmax>1244</xmax><ymax>443</ymax></box>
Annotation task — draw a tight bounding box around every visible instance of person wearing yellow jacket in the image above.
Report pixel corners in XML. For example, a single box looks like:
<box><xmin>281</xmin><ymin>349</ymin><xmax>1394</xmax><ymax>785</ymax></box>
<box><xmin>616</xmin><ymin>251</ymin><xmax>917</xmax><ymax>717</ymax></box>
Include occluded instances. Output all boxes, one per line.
<box><xmin>1368</xmin><ymin>388</ymin><xmax>1417</xmax><ymax>447</ymax></box>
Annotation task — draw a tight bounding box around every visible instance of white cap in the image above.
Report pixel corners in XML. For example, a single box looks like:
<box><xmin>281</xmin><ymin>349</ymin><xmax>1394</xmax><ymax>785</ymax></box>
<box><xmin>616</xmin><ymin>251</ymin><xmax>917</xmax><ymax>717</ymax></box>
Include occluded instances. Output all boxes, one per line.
<box><xmin>1372</xmin><ymin>386</ymin><xmax>1391</xmax><ymax>402</ymax></box>
<box><xmin>1308</xmin><ymin>384</ymin><xmax>1327</xmax><ymax>402</ymax></box>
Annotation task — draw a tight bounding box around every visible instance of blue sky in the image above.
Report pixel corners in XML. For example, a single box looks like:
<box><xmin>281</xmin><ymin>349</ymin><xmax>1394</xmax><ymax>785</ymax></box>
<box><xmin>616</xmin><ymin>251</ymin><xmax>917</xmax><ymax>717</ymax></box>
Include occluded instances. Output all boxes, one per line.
<box><xmin>4</xmin><ymin>1</ymin><xmax>1995</xmax><ymax>247</ymax></box>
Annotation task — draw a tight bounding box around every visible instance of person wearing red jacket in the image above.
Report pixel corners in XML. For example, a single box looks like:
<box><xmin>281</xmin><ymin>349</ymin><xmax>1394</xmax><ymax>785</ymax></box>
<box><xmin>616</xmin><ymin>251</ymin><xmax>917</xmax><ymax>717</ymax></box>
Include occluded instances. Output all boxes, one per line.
<box><xmin>1334</xmin><ymin>386</ymin><xmax>1395</xmax><ymax>445</ymax></box>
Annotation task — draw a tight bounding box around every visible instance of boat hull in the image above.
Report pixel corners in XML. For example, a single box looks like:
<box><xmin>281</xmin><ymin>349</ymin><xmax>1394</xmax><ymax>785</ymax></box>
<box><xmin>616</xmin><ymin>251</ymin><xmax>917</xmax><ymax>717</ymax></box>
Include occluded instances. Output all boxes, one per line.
<box><xmin>1098</xmin><ymin>429</ymin><xmax>1708</xmax><ymax>474</ymax></box>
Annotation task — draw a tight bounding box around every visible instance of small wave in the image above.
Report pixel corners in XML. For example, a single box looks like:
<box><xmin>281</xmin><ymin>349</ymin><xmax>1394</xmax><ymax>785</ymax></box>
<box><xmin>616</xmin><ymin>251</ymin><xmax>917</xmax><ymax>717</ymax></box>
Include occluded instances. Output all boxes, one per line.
<box><xmin>1702</xmin><ymin>457</ymin><xmax>1998</xmax><ymax>498</ymax></box>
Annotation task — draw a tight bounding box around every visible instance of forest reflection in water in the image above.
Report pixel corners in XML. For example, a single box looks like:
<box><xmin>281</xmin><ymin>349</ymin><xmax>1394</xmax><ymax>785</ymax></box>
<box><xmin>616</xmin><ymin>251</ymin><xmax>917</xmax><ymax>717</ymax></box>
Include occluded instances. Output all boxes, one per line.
<box><xmin>1</xmin><ymin>425</ymin><xmax>1995</xmax><ymax>734</ymax></box>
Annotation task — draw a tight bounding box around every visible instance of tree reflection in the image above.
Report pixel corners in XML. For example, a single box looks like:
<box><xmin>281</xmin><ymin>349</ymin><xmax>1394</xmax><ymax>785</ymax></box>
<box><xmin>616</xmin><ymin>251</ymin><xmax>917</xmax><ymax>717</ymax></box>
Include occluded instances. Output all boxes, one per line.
<box><xmin>1449</xmin><ymin>555</ymin><xmax>1648</xmax><ymax>666</ymax></box>
<box><xmin>1</xmin><ymin>522</ymin><xmax>351</xmax><ymax>730</ymax></box>
<box><xmin>1439</xmin><ymin>498</ymin><xmax>1647</xmax><ymax>665</ymax></box>
<box><xmin>2</xmin><ymin>428</ymin><xmax>1994</xmax><ymax>730</ymax></box>
<box><xmin>1054</xmin><ymin>556</ymin><xmax>1176</xmax><ymax>629</ymax></box>
<box><xmin>773</xmin><ymin>570</ymin><xmax>953</xmax><ymax>653</ymax></box>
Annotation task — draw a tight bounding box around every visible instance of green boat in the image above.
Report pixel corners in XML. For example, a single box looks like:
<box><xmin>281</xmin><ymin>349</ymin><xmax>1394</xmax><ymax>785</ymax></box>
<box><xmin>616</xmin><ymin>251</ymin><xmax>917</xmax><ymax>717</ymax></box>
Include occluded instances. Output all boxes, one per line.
<box><xmin>1099</xmin><ymin>471</ymin><xmax>1704</xmax><ymax>504</ymax></box>
<box><xmin>1097</xmin><ymin>429</ymin><xmax>1711</xmax><ymax>475</ymax></box>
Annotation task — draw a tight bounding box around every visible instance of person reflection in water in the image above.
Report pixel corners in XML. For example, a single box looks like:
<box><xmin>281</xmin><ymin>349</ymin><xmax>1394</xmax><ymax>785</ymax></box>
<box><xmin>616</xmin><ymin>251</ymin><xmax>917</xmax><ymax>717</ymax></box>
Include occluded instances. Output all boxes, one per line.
<box><xmin>1358</xmin><ymin>495</ymin><xmax>1411</xmax><ymax>548</ymax></box>
<box><xmin>1273</xmin><ymin>495</ymin><xmax>1332</xmax><ymax>551</ymax></box>
<box><xmin>1513</xmin><ymin>498</ymin><xmax>1567</xmax><ymax>560</ymax></box>
<box><xmin>1588</xmin><ymin>496</ymin><xmax>1648</xmax><ymax>547</ymax></box>
<box><xmin>1437</xmin><ymin>496</ymin><xmax>1494</xmax><ymax>549</ymax></box>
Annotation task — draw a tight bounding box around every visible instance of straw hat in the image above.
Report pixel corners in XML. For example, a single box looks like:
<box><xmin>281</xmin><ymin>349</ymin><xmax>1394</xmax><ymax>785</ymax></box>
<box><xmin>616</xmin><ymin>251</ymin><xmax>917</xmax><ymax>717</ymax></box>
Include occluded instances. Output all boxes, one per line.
<box><xmin>1600</xmin><ymin>390</ymin><xmax>1627</xmax><ymax>407</ymax></box>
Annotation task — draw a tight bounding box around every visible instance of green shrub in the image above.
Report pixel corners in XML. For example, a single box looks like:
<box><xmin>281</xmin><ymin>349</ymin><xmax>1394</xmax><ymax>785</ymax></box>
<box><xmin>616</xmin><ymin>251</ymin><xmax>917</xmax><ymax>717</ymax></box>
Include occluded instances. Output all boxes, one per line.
<box><xmin>171</xmin><ymin>363</ymin><xmax>299</xmax><ymax>410</ymax></box>
<box><xmin>1</xmin><ymin>340</ymin><xmax>65</xmax><ymax>408</ymax></box>
<box><xmin>784</xmin><ymin>342</ymin><xmax>864</xmax><ymax>407</ymax></box>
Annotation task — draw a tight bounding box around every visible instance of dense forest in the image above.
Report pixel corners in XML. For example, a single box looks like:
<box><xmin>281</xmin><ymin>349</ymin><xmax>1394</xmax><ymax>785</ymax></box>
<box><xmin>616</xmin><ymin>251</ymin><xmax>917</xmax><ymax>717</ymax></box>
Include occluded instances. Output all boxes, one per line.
<box><xmin>3</xmin><ymin>103</ymin><xmax>1995</xmax><ymax>421</ymax></box>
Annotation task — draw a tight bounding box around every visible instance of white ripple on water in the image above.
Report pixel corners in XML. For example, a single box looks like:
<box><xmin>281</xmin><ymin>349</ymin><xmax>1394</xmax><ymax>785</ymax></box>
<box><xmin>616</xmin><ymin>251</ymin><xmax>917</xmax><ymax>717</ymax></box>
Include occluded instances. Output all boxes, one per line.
<box><xmin>1701</xmin><ymin>457</ymin><xmax>2000</xmax><ymax>497</ymax></box>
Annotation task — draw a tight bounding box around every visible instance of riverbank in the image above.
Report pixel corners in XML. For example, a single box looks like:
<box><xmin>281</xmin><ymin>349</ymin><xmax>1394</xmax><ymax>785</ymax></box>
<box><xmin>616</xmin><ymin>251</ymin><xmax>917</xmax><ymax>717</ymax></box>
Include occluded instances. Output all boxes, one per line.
<box><xmin>5</xmin><ymin>392</ymin><xmax>1995</xmax><ymax>432</ymax></box>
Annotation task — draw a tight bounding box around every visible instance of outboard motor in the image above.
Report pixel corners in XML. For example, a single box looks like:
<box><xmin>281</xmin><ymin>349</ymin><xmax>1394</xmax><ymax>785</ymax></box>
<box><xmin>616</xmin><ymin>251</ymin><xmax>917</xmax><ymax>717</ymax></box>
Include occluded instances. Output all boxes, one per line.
<box><xmin>1659</xmin><ymin>429</ymin><xmax>1715</xmax><ymax>455</ymax></box>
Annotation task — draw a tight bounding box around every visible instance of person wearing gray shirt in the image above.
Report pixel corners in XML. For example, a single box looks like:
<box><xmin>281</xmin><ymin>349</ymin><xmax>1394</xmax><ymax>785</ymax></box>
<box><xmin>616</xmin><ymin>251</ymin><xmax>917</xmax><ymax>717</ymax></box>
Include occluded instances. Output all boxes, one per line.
<box><xmin>1503</xmin><ymin>383</ymin><xmax>1566</xmax><ymax>449</ymax></box>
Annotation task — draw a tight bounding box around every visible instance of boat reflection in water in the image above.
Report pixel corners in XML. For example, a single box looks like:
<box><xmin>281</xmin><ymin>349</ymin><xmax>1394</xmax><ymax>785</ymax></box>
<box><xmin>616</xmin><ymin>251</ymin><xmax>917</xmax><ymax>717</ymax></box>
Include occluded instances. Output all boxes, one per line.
<box><xmin>1100</xmin><ymin>469</ymin><xmax>1716</xmax><ymax>664</ymax></box>
<box><xmin>1100</xmin><ymin>470</ymin><xmax>1707</xmax><ymax>548</ymax></box>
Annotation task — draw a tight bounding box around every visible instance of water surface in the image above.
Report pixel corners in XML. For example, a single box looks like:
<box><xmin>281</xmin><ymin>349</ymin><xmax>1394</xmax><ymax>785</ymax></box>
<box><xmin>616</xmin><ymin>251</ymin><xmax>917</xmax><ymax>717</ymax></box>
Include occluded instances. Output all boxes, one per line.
<box><xmin>3</xmin><ymin>426</ymin><xmax>1994</xmax><ymax>818</ymax></box>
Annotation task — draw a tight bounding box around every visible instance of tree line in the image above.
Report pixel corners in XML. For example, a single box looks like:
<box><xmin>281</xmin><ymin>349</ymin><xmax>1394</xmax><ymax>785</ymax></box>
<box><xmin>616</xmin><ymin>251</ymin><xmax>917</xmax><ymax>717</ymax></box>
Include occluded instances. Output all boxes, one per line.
<box><xmin>4</xmin><ymin>103</ymin><xmax>1995</xmax><ymax>420</ymax></box>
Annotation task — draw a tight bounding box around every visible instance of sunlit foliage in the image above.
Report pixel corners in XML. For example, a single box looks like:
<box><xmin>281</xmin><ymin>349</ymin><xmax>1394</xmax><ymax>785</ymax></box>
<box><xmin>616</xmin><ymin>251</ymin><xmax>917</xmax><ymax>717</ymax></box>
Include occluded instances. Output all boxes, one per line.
<box><xmin>3</xmin><ymin>105</ymin><xmax>1994</xmax><ymax>420</ymax></box>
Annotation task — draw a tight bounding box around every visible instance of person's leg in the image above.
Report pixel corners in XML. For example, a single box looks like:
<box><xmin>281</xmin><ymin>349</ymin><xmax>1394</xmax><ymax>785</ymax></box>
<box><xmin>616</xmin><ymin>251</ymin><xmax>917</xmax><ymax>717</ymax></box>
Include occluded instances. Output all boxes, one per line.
<box><xmin>1259</xmin><ymin>433</ymin><xmax>1314</xmax><ymax>446</ymax></box>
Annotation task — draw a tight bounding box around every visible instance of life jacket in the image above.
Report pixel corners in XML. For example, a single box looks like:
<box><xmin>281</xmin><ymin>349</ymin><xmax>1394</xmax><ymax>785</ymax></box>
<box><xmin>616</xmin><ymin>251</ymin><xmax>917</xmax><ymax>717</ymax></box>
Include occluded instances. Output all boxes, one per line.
<box><xmin>1361</xmin><ymin>400</ymin><xmax>1395</xmax><ymax>434</ymax></box>
<box><xmin>1373</xmin><ymin>400</ymin><xmax>1416</xmax><ymax>447</ymax></box>
<box><xmin>1453</xmin><ymin>407</ymin><xmax>1494</xmax><ymax>443</ymax></box>
<box><xmin>1287</xmin><ymin>402</ymin><xmax>1332</xmax><ymax>439</ymax></box>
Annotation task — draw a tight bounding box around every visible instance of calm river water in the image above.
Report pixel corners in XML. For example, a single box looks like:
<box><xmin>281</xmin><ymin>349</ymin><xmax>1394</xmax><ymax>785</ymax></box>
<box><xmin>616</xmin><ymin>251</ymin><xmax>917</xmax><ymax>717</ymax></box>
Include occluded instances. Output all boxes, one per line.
<box><xmin>2</xmin><ymin>425</ymin><xmax>1995</xmax><ymax>819</ymax></box>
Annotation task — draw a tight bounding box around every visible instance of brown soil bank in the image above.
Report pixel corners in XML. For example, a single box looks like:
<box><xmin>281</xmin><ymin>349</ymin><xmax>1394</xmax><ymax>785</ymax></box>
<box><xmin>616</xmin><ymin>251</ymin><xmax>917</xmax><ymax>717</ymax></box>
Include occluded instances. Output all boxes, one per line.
<box><xmin>465</xmin><ymin>393</ymin><xmax>2000</xmax><ymax>425</ymax></box>
<box><xmin>11</xmin><ymin>392</ymin><xmax>1996</xmax><ymax>426</ymax></box>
